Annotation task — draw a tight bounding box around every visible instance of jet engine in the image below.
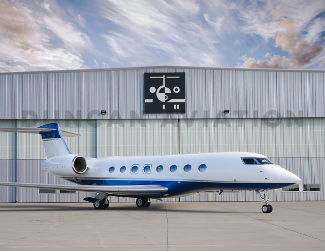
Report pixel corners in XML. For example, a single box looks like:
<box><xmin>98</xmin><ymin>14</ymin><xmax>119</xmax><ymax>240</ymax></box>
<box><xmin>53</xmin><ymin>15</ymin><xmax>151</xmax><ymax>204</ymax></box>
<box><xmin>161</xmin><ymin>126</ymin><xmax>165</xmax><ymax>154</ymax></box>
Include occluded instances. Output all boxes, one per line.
<box><xmin>72</xmin><ymin>156</ymin><xmax>88</xmax><ymax>174</ymax></box>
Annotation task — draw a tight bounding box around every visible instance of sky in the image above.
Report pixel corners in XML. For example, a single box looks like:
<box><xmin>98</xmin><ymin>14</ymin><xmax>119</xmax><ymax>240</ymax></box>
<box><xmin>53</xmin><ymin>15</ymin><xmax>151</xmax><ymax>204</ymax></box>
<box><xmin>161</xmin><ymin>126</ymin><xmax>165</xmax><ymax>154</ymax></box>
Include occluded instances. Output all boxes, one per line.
<box><xmin>0</xmin><ymin>0</ymin><xmax>325</xmax><ymax>72</ymax></box>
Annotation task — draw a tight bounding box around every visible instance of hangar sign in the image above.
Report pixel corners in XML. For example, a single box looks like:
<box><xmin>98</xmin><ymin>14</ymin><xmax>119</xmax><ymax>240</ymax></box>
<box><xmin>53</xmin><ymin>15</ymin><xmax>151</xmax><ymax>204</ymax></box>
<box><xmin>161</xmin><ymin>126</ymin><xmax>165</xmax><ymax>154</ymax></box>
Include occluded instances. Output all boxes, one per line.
<box><xmin>144</xmin><ymin>72</ymin><xmax>185</xmax><ymax>113</ymax></box>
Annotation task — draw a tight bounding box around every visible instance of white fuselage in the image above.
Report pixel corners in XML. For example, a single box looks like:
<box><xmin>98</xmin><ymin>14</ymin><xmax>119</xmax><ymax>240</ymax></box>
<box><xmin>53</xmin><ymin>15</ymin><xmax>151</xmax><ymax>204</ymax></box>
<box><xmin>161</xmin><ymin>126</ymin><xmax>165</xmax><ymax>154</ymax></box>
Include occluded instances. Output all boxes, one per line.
<box><xmin>41</xmin><ymin>152</ymin><xmax>300</xmax><ymax>198</ymax></box>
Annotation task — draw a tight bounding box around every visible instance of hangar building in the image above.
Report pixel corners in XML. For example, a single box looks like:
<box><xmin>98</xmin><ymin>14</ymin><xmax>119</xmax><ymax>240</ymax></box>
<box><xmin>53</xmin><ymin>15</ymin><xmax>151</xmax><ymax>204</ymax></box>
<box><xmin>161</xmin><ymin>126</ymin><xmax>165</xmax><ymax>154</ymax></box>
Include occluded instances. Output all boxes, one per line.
<box><xmin>0</xmin><ymin>66</ymin><xmax>324</xmax><ymax>203</ymax></box>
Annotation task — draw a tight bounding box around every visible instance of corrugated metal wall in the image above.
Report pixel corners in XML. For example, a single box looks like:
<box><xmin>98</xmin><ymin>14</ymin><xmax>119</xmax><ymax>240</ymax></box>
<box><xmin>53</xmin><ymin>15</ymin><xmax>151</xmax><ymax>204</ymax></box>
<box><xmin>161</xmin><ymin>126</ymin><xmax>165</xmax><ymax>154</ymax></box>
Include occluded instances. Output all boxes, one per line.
<box><xmin>16</xmin><ymin>120</ymin><xmax>97</xmax><ymax>159</ymax></box>
<box><xmin>180</xmin><ymin>118</ymin><xmax>325</xmax><ymax>157</ymax></box>
<box><xmin>1</xmin><ymin>67</ymin><xmax>324</xmax><ymax>120</ymax></box>
<box><xmin>0</xmin><ymin>160</ymin><xmax>16</xmax><ymax>203</ymax></box>
<box><xmin>97</xmin><ymin>120</ymin><xmax>178</xmax><ymax>157</ymax></box>
<box><xmin>16</xmin><ymin>160</ymin><xmax>97</xmax><ymax>203</ymax></box>
<box><xmin>0</xmin><ymin>66</ymin><xmax>324</xmax><ymax>202</ymax></box>
<box><xmin>0</xmin><ymin>118</ymin><xmax>324</xmax><ymax>202</ymax></box>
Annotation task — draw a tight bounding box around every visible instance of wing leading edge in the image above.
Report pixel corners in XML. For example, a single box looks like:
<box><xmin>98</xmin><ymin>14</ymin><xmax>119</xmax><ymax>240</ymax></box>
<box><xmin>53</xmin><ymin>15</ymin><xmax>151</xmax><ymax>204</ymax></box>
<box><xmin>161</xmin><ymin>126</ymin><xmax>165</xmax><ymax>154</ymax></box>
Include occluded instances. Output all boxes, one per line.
<box><xmin>0</xmin><ymin>182</ymin><xmax>168</xmax><ymax>196</ymax></box>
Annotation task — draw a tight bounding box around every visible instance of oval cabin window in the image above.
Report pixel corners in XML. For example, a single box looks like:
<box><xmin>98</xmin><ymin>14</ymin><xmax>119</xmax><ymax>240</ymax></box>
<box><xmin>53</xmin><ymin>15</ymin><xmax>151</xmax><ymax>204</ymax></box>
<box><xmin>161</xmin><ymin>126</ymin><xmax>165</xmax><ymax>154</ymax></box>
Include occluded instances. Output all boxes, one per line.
<box><xmin>143</xmin><ymin>165</ymin><xmax>151</xmax><ymax>173</ymax></box>
<box><xmin>131</xmin><ymin>165</ymin><xmax>139</xmax><ymax>174</ymax></box>
<box><xmin>184</xmin><ymin>164</ymin><xmax>191</xmax><ymax>172</ymax></box>
<box><xmin>120</xmin><ymin>166</ymin><xmax>126</xmax><ymax>173</ymax></box>
<box><xmin>170</xmin><ymin>165</ymin><xmax>177</xmax><ymax>172</ymax></box>
<box><xmin>109</xmin><ymin>167</ymin><xmax>115</xmax><ymax>173</ymax></box>
<box><xmin>156</xmin><ymin>165</ymin><xmax>163</xmax><ymax>172</ymax></box>
<box><xmin>198</xmin><ymin>164</ymin><xmax>207</xmax><ymax>172</ymax></box>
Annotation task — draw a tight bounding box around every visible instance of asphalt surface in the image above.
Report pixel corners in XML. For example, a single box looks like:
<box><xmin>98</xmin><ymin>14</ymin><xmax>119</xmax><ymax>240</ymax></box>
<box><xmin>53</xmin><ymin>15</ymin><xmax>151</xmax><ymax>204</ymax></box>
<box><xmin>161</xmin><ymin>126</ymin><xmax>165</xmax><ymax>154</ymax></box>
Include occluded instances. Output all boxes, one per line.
<box><xmin>0</xmin><ymin>201</ymin><xmax>324</xmax><ymax>250</ymax></box>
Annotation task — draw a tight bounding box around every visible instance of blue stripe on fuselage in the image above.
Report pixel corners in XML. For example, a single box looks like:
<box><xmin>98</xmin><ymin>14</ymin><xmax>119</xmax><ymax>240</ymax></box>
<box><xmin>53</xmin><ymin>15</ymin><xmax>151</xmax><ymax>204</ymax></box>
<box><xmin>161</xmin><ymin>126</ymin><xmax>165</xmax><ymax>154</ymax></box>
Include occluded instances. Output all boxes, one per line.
<box><xmin>64</xmin><ymin>178</ymin><xmax>294</xmax><ymax>198</ymax></box>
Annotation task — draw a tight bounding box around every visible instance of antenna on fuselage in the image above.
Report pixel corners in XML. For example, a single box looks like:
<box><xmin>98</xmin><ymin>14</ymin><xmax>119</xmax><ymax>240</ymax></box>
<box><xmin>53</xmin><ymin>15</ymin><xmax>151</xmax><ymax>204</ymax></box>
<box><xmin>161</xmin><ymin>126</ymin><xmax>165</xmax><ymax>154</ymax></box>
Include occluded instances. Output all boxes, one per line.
<box><xmin>186</xmin><ymin>149</ymin><xmax>190</xmax><ymax>154</ymax></box>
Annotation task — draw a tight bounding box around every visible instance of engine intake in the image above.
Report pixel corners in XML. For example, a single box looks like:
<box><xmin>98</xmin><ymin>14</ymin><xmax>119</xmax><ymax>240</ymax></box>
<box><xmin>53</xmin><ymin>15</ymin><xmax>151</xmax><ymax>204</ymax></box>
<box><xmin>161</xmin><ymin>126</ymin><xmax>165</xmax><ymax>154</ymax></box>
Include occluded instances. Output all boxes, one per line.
<box><xmin>72</xmin><ymin>156</ymin><xmax>87</xmax><ymax>174</ymax></box>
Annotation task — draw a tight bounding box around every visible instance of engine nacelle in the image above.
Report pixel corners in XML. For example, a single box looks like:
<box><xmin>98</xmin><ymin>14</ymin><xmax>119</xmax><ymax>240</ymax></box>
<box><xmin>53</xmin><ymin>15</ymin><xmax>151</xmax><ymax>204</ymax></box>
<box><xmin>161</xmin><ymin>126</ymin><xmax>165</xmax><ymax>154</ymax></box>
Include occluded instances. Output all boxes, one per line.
<box><xmin>72</xmin><ymin>156</ymin><xmax>88</xmax><ymax>174</ymax></box>
<box><xmin>42</xmin><ymin>154</ymin><xmax>89</xmax><ymax>176</ymax></box>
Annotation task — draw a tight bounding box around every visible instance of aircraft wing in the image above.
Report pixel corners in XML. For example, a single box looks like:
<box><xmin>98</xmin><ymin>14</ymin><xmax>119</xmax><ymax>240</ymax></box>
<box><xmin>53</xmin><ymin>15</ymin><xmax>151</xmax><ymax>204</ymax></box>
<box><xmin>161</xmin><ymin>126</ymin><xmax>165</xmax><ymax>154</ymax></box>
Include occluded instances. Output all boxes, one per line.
<box><xmin>0</xmin><ymin>182</ymin><xmax>168</xmax><ymax>196</ymax></box>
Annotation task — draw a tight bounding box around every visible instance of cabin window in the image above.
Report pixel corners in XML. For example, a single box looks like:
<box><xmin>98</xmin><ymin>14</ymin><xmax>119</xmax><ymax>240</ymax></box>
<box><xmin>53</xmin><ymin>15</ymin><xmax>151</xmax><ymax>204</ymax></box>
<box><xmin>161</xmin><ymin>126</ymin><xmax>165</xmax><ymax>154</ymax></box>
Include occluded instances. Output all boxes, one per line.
<box><xmin>156</xmin><ymin>165</ymin><xmax>163</xmax><ymax>172</ymax></box>
<box><xmin>184</xmin><ymin>164</ymin><xmax>191</xmax><ymax>172</ymax></box>
<box><xmin>170</xmin><ymin>165</ymin><xmax>177</xmax><ymax>172</ymax></box>
<box><xmin>256</xmin><ymin>158</ymin><xmax>273</xmax><ymax>164</ymax></box>
<box><xmin>109</xmin><ymin>167</ymin><xmax>115</xmax><ymax>173</ymax></box>
<box><xmin>242</xmin><ymin>158</ymin><xmax>258</xmax><ymax>165</ymax></box>
<box><xmin>198</xmin><ymin>164</ymin><xmax>207</xmax><ymax>172</ymax></box>
<box><xmin>120</xmin><ymin>166</ymin><xmax>126</xmax><ymax>173</ymax></box>
<box><xmin>143</xmin><ymin>165</ymin><xmax>151</xmax><ymax>174</ymax></box>
<box><xmin>131</xmin><ymin>165</ymin><xmax>139</xmax><ymax>174</ymax></box>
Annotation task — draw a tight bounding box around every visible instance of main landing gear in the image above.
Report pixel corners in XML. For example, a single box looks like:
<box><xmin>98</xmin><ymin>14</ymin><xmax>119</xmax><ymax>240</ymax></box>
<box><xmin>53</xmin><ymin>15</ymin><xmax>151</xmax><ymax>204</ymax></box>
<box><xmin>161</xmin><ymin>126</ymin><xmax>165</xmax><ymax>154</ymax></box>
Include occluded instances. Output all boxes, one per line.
<box><xmin>136</xmin><ymin>198</ymin><xmax>151</xmax><ymax>208</ymax></box>
<box><xmin>93</xmin><ymin>194</ymin><xmax>109</xmax><ymax>210</ymax></box>
<box><xmin>256</xmin><ymin>190</ymin><xmax>273</xmax><ymax>213</ymax></box>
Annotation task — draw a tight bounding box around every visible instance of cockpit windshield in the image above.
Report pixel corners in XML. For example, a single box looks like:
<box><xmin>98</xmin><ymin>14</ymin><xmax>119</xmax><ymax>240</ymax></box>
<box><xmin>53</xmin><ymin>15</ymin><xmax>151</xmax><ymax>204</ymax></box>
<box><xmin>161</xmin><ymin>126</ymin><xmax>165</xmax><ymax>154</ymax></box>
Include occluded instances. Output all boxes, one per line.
<box><xmin>256</xmin><ymin>158</ymin><xmax>273</xmax><ymax>164</ymax></box>
<box><xmin>241</xmin><ymin>157</ymin><xmax>273</xmax><ymax>165</ymax></box>
<box><xmin>242</xmin><ymin>158</ymin><xmax>257</xmax><ymax>165</ymax></box>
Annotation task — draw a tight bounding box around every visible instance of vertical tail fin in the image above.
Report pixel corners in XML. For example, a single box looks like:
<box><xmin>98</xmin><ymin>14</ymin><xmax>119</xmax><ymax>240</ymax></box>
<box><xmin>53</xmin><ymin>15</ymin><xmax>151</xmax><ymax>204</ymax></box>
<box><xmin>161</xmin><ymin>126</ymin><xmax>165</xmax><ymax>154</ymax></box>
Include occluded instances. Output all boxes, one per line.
<box><xmin>38</xmin><ymin>123</ymin><xmax>72</xmax><ymax>159</ymax></box>
<box><xmin>0</xmin><ymin>123</ymin><xmax>79</xmax><ymax>159</ymax></box>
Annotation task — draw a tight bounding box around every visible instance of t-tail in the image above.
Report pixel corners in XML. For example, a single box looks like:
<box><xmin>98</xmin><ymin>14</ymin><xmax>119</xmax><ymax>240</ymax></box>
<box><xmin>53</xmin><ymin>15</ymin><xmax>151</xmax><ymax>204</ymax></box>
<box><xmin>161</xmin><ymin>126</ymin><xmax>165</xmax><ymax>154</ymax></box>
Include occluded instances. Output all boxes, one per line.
<box><xmin>0</xmin><ymin>123</ymin><xmax>79</xmax><ymax>159</ymax></box>
<box><xmin>38</xmin><ymin>123</ymin><xmax>73</xmax><ymax>159</ymax></box>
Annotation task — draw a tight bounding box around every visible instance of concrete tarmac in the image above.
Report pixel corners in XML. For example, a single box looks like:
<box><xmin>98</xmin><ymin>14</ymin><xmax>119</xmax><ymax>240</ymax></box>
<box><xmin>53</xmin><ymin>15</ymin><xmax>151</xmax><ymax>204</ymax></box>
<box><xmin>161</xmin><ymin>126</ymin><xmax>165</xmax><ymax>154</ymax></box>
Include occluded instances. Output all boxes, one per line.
<box><xmin>0</xmin><ymin>201</ymin><xmax>324</xmax><ymax>251</ymax></box>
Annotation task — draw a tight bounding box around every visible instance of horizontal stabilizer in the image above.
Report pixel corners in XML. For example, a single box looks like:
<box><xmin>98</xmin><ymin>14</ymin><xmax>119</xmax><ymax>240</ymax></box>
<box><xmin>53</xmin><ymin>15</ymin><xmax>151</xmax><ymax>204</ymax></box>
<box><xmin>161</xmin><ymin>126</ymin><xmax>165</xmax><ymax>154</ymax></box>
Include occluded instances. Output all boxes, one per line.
<box><xmin>0</xmin><ymin>182</ymin><xmax>168</xmax><ymax>195</ymax></box>
<box><xmin>0</xmin><ymin>128</ymin><xmax>80</xmax><ymax>137</ymax></box>
<box><xmin>60</xmin><ymin>130</ymin><xmax>80</xmax><ymax>137</ymax></box>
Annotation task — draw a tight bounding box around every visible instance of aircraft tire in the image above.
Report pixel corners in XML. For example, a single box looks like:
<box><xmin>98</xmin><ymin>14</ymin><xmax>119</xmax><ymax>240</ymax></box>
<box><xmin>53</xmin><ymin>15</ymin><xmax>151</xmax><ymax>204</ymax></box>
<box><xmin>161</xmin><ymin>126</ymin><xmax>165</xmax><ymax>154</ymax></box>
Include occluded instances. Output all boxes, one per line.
<box><xmin>144</xmin><ymin>202</ymin><xmax>151</xmax><ymax>207</ymax></box>
<box><xmin>136</xmin><ymin>198</ymin><xmax>145</xmax><ymax>208</ymax></box>
<box><xmin>268</xmin><ymin>205</ymin><xmax>273</xmax><ymax>213</ymax></box>
<box><xmin>261</xmin><ymin>204</ymin><xmax>269</xmax><ymax>213</ymax></box>
<box><xmin>93</xmin><ymin>200</ymin><xmax>104</xmax><ymax>210</ymax></box>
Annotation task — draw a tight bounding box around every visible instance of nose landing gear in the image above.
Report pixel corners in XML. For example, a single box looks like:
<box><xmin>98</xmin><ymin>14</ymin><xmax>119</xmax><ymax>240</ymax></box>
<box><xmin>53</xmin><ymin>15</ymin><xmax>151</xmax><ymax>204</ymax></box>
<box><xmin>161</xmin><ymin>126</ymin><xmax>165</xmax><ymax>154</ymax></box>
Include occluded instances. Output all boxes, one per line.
<box><xmin>256</xmin><ymin>190</ymin><xmax>273</xmax><ymax>213</ymax></box>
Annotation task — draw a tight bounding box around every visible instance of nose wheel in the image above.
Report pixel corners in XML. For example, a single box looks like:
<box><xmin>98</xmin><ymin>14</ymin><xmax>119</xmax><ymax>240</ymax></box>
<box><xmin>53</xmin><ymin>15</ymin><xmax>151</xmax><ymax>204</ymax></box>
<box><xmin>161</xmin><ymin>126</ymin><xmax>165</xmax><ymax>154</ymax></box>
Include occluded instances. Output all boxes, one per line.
<box><xmin>261</xmin><ymin>204</ymin><xmax>273</xmax><ymax>213</ymax></box>
<box><xmin>136</xmin><ymin>198</ymin><xmax>151</xmax><ymax>208</ymax></box>
<box><xmin>256</xmin><ymin>190</ymin><xmax>273</xmax><ymax>213</ymax></box>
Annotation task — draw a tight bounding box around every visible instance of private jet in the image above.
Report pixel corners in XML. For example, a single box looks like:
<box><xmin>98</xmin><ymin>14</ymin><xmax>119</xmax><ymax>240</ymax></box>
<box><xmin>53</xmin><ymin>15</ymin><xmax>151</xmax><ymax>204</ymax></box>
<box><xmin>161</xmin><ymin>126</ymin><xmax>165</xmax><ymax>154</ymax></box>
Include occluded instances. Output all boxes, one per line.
<box><xmin>0</xmin><ymin>123</ymin><xmax>301</xmax><ymax>213</ymax></box>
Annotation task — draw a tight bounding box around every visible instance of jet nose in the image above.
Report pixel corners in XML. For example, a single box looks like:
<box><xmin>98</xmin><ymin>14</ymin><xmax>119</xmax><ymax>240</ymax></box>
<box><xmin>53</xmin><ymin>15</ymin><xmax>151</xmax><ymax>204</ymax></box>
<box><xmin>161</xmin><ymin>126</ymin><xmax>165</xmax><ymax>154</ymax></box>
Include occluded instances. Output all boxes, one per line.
<box><xmin>290</xmin><ymin>173</ymin><xmax>301</xmax><ymax>184</ymax></box>
<box><xmin>277</xmin><ymin>168</ymin><xmax>301</xmax><ymax>184</ymax></box>
<box><xmin>285</xmin><ymin>170</ymin><xmax>301</xmax><ymax>184</ymax></box>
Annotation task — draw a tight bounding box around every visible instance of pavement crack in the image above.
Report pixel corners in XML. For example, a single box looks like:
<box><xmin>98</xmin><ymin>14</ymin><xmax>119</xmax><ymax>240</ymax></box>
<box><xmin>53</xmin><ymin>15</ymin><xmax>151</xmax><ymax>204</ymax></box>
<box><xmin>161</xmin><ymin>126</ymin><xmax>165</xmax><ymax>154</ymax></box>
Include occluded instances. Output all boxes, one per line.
<box><xmin>165</xmin><ymin>202</ymin><xmax>169</xmax><ymax>251</ymax></box>
<box><xmin>0</xmin><ymin>211</ymin><xmax>89</xmax><ymax>248</ymax></box>
<box><xmin>0</xmin><ymin>222</ymin><xmax>60</xmax><ymax>248</ymax></box>
<box><xmin>217</xmin><ymin>204</ymin><xmax>325</xmax><ymax>244</ymax></box>
<box><xmin>280</xmin><ymin>206</ymin><xmax>325</xmax><ymax>216</ymax></box>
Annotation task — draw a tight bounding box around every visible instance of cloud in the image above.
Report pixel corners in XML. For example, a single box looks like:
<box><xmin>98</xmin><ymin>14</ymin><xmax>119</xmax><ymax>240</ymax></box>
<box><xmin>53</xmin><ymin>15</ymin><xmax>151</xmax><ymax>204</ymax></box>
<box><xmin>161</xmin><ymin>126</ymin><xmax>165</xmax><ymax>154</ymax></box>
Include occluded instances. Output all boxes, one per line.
<box><xmin>203</xmin><ymin>13</ymin><xmax>224</xmax><ymax>34</ymax></box>
<box><xmin>68</xmin><ymin>7</ymin><xmax>89</xmax><ymax>31</ymax></box>
<box><xmin>304</xmin><ymin>18</ymin><xmax>325</xmax><ymax>44</ymax></box>
<box><xmin>42</xmin><ymin>14</ymin><xmax>91</xmax><ymax>52</ymax></box>
<box><xmin>98</xmin><ymin>0</ymin><xmax>222</xmax><ymax>67</ymax></box>
<box><xmin>0</xmin><ymin>1</ymin><xmax>37</xmax><ymax>42</ymax></box>
<box><xmin>0</xmin><ymin>0</ymin><xmax>88</xmax><ymax>72</ymax></box>
<box><xmin>1</xmin><ymin>0</ymin><xmax>325</xmax><ymax>71</ymax></box>
<box><xmin>240</xmin><ymin>0</ymin><xmax>325</xmax><ymax>40</ymax></box>
<box><xmin>241</xmin><ymin>54</ymin><xmax>289</xmax><ymax>69</ymax></box>
<box><xmin>243</xmin><ymin>9</ymin><xmax>323</xmax><ymax>69</ymax></box>
<box><xmin>0</xmin><ymin>61</ymin><xmax>26</xmax><ymax>72</ymax></box>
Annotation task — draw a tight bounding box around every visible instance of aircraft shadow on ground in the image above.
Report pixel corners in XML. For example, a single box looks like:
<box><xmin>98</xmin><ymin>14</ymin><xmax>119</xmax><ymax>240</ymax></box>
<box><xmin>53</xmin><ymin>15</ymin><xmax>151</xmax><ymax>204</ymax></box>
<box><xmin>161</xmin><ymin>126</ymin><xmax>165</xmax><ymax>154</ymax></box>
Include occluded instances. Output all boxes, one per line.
<box><xmin>0</xmin><ymin>203</ymin><xmax>242</xmax><ymax>214</ymax></box>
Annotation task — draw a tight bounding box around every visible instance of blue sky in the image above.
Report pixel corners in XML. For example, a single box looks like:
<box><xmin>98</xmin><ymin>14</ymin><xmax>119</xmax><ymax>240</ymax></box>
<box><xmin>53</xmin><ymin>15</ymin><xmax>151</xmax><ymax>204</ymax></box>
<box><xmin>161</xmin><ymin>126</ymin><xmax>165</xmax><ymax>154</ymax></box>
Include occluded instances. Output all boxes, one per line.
<box><xmin>0</xmin><ymin>0</ymin><xmax>325</xmax><ymax>72</ymax></box>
